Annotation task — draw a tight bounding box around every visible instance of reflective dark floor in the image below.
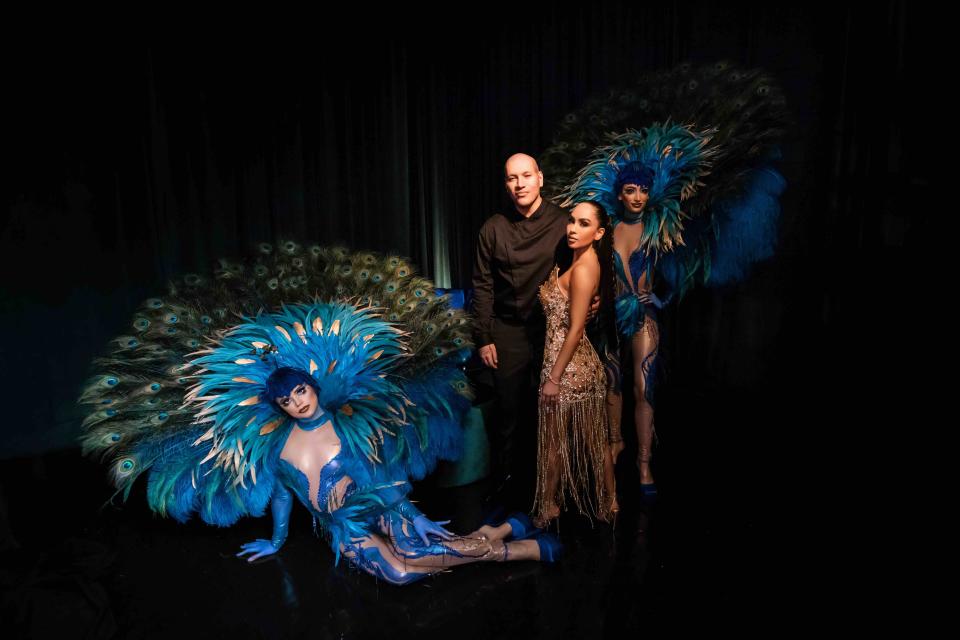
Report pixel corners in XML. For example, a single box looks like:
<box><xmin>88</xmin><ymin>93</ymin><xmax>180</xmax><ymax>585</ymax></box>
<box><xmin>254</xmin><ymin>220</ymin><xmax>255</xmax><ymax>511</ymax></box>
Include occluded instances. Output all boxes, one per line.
<box><xmin>0</xmin><ymin>387</ymin><xmax>805</xmax><ymax>638</ymax></box>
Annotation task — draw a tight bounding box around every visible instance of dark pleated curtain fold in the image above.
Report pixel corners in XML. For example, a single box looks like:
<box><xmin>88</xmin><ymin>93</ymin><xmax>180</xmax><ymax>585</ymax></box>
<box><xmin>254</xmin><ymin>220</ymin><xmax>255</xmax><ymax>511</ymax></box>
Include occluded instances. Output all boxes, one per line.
<box><xmin>1</xmin><ymin>1</ymin><xmax>921</xmax><ymax>455</ymax></box>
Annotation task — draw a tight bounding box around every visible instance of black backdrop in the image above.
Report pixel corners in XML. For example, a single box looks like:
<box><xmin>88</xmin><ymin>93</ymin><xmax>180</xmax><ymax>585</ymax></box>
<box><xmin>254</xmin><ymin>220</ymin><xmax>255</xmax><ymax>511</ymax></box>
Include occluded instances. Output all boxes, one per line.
<box><xmin>1</xmin><ymin>1</ymin><xmax>924</xmax><ymax>462</ymax></box>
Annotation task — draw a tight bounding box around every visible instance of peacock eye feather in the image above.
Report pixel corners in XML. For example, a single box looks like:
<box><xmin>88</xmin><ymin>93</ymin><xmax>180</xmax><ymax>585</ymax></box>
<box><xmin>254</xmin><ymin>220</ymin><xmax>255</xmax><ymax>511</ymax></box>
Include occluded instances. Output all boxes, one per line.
<box><xmin>134</xmin><ymin>318</ymin><xmax>150</xmax><ymax>331</ymax></box>
<box><xmin>150</xmin><ymin>383</ymin><xmax>161</xmax><ymax>392</ymax></box>
<box><xmin>200</xmin><ymin>315</ymin><xmax>212</xmax><ymax>324</ymax></box>
<box><xmin>259</xmin><ymin>243</ymin><xmax>273</xmax><ymax>254</ymax></box>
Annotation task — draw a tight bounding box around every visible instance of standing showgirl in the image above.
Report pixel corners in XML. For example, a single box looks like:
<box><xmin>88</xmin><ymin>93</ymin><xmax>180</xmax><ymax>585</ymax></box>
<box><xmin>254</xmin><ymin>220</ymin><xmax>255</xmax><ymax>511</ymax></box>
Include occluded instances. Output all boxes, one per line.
<box><xmin>534</xmin><ymin>201</ymin><xmax>618</xmax><ymax>528</ymax></box>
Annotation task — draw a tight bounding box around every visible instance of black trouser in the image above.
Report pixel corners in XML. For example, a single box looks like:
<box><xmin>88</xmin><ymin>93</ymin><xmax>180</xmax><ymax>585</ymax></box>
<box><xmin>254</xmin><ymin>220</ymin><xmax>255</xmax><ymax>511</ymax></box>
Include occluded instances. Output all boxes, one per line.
<box><xmin>489</xmin><ymin>316</ymin><xmax>545</xmax><ymax>502</ymax></box>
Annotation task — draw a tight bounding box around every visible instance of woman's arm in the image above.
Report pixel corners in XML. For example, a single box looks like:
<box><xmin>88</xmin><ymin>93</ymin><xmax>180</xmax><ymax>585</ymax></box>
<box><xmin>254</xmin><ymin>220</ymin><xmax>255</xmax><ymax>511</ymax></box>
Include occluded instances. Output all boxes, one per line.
<box><xmin>347</xmin><ymin>457</ymin><xmax>454</xmax><ymax>545</ymax></box>
<box><xmin>545</xmin><ymin>263</ymin><xmax>599</xmax><ymax>390</ymax></box>
<box><xmin>236</xmin><ymin>478</ymin><xmax>294</xmax><ymax>561</ymax></box>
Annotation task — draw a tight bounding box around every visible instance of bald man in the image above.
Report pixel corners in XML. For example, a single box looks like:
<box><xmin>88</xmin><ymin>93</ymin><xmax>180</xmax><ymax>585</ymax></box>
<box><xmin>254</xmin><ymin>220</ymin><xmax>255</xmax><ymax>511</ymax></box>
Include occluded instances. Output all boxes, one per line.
<box><xmin>471</xmin><ymin>153</ymin><xmax>572</xmax><ymax>508</ymax></box>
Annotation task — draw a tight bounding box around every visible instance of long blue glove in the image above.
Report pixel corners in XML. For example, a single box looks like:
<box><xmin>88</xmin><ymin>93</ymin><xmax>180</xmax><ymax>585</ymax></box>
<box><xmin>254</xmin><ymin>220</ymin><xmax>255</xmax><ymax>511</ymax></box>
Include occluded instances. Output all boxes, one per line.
<box><xmin>637</xmin><ymin>291</ymin><xmax>665</xmax><ymax>310</ymax></box>
<box><xmin>237</xmin><ymin>480</ymin><xmax>293</xmax><ymax>562</ymax></box>
<box><xmin>391</xmin><ymin>498</ymin><xmax>454</xmax><ymax>546</ymax></box>
<box><xmin>411</xmin><ymin>514</ymin><xmax>455</xmax><ymax>546</ymax></box>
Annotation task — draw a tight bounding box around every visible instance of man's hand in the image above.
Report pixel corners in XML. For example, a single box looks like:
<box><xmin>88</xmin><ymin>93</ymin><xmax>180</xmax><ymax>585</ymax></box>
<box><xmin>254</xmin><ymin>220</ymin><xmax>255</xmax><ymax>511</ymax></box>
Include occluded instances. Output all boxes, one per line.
<box><xmin>479</xmin><ymin>343</ymin><xmax>498</xmax><ymax>369</ymax></box>
<box><xmin>586</xmin><ymin>294</ymin><xmax>601</xmax><ymax>322</ymax></box>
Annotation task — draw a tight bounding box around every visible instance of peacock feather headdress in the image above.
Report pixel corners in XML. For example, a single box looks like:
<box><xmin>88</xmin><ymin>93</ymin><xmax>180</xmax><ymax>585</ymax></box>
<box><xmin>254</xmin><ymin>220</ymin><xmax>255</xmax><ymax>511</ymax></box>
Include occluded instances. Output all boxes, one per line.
<box><xmin>558</xmin><ymin>124</ymin><xmax>718</xmax><ymax>256</ymax></box>
<box><xmin>79</xmin><ymin>243</ymin><xmax>473</xmax><ymax>526</ymax></box>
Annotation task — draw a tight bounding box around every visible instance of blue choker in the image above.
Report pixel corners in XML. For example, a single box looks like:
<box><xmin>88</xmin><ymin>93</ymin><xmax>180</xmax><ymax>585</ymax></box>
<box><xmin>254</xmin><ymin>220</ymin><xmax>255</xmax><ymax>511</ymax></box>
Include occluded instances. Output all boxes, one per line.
<box><xmin>618</xmin><ymin>210</ymin><xmax>644</xmax><ymax>225</ymax></box>
<box><xmin>296</xmin><ymin>408</ymin><xmax>329</xmax><ymax>431</ymax></box>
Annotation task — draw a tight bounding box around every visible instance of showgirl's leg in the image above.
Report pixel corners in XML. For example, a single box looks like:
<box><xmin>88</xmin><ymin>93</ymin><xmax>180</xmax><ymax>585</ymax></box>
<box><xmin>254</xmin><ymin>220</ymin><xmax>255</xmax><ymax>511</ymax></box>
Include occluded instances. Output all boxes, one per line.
<box><xmin>608</xmin><ymin>388</ymin><xmax>625</xmax><ymax>462</ymax></box>
<box><xmin>533</xmin><ymin>406</ymin><xmax>562</xmax><ymax>529</ymax></box>
<box><xmin>340</xmin><ymin>533</ymin><xmax>541</xmax><ymax>586</ymax></box>
<box><xmin>631</xmin><ymin>317</ymin><xmax>659</xmax><ymax>487</ymax></box>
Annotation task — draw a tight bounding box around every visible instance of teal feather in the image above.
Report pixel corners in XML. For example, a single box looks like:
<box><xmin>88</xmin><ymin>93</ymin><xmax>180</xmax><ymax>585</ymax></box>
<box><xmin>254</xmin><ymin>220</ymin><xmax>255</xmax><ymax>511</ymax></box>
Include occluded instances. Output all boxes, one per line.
<box><xmin>81</xmin><ymin>244</ymin><xmax>473</xmax><ymax>528</ymax></box>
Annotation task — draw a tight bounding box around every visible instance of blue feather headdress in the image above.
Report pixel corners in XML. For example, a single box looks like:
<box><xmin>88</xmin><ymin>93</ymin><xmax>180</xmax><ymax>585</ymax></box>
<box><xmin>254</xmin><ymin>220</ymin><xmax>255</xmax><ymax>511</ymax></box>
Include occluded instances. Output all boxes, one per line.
<box><xmin>184</xmin><ymin>301</ymin><xmax>411</xmax><ymax>490</ymax></box>
<box><xmin>559</xmin><ymin>123</ymin><xmax>718</xmax><ymax>256</ymax></box>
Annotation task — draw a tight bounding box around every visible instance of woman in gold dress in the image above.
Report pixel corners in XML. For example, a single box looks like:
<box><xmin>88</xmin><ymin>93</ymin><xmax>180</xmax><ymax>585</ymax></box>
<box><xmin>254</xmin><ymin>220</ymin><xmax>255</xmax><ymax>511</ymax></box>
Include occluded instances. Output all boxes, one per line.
<box><xmin>533</xmin><ymin>201</ymin><xmax>618</xmax><ymax>528</ymax></box>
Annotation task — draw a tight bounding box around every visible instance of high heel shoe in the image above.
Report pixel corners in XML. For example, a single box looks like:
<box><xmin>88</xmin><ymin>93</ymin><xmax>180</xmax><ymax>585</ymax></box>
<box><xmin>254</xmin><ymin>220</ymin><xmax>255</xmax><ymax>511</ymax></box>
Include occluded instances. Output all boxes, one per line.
<box><xmin>600</xmin><ymin>495</ymin><xmax>620</xmax><ymax>526</ymax></box>
<box><xmin>639</xmin><ymin>482</ymin><xmax>658</xmax><ymax>503</ymax></box>
<box><xmin>533</xmin><ymin>532</ymin><xmax>563</xmax><ymax>563</ymax></box>
<box><xmin>638</xmin><ymin>452</ymin><xmax>657</xmax><ymax>503</ymax></box>
<box><xmin>504</xmin><ymin>512</ymin><xmax>541</xmax><ymax>540</ymax></box>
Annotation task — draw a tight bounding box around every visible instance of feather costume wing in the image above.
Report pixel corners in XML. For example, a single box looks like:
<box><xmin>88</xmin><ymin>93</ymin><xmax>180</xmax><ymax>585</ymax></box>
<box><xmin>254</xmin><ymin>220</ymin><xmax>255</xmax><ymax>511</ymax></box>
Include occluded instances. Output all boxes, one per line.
<box><xmin>541</xmin><ymin>61</ymin><xmax>789</xmax><ymax>296</ymax></box>
<box><xmin>80</xmin><ymin>244</ymin><xmax>473</xmax><ymax>523</ymax></box>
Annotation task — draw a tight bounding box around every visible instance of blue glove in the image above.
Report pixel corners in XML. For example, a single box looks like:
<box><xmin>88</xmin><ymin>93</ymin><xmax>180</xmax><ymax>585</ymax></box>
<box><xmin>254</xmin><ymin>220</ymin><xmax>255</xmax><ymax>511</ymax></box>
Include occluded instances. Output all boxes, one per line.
<box><xmin>637</xmin><ymin>291</ymin><xmax>664</xmax><ymax>310</ymax></box>
<box><xmin>412</xmin><ymin>515</ymin><xmax>455</xmax><ymax>546</ymax></box>
<box><xmin>237</xmin><ymin>480</ymin><xmax>293</xmax><ymax>562</ymax></box>
<box><xmin>237</xmin><ymin>539</ymin><xmax>279</xmax><ymax>562</ymax></box>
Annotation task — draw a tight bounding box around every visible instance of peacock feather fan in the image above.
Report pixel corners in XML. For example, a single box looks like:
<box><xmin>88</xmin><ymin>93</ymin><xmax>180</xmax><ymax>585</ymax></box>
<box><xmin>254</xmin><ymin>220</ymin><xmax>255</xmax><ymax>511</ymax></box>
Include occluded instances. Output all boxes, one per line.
<box><xmin>558</xmin><ymin>124</ymin><xmax>718</xmax><ymax>255</ymax></box>
<box><xmin>80</xmin><ymin>243</ymin><xmax>473</xmax><ymax>520</ymax></box>
<box><xmin>543</xmin><ymin>61</ymin><xmax>788</xmax><ymax>297</ymax></box>
<box><xmin>540</xmin><ymin>60</ymin><xmax>788</xmax><ymax>203</ymax></box>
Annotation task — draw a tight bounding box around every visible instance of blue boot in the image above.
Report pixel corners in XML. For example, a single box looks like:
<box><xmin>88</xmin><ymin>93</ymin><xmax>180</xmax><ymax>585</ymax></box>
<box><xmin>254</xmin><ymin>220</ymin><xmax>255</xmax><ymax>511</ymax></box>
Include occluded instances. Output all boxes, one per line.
<box><xmin>504</xmin><ymin>512</ymin><xmax>542</xmax><ymax>540</ymax></box>
<box><xmin>639</xmin><ymin>482</ymin><xmax>658</xmax><ymax>503</ymax></box>
<box><xmin>534</xmin><ymin>532</ymin><xmax>563</xmax><ymax>563</ymax></box>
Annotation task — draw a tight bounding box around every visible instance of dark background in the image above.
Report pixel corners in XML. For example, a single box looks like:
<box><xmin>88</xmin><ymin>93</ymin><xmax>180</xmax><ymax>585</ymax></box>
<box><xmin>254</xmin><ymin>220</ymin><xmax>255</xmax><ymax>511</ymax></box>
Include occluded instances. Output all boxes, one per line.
<box><xmin>0</xmin><ymin>0</ymin><xmax>931</xmax><ymax>633</ymax></box>
<box><xmin>2</xmin><ymin>2</ymin><xmax>921</xmax><ymax>458</ymax></box>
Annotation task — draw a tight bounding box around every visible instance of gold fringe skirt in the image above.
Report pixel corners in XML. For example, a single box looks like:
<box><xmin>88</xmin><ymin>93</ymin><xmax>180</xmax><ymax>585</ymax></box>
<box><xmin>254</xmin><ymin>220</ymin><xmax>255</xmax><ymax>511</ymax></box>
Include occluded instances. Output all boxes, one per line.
<box><xmin>534</xmin><ymin>394</ymin><xmax>608</xmax><ymax>524</ymax></box>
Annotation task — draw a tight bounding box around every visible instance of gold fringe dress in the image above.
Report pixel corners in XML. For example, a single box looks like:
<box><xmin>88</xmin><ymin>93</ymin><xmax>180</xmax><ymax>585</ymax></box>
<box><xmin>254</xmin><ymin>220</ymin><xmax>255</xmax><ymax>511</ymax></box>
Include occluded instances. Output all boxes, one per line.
<box><xmin>534</xmin><ymin>266</ymin><xmax>609</xmax><ymax>522</ymax></box>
